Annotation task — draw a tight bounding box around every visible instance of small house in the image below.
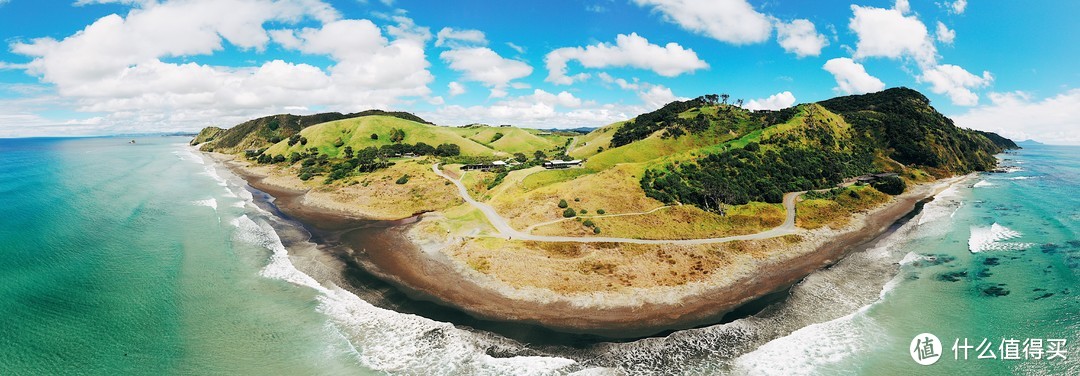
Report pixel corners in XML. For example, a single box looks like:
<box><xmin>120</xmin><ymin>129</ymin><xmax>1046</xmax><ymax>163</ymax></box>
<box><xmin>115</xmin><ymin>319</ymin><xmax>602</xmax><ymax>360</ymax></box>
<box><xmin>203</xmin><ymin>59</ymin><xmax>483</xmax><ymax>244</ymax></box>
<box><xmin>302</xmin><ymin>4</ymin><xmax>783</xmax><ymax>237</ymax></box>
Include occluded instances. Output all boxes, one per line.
<box><xmin>542</xmin><ymin>159</ymin><xmax>582</xmax><ymax>169</ymax></box>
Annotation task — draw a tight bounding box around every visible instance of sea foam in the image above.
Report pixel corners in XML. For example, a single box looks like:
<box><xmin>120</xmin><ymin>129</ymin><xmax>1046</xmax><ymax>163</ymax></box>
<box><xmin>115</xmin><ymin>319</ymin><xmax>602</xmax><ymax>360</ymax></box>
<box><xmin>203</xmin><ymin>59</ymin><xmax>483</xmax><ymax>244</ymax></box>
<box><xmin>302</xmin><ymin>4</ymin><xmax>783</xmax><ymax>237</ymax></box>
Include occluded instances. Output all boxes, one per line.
<box><xmin>973</xmin><ymin>180</ymin><xmax>994</xmax><ymax>188</ymax></box>
<box><xmin>228</xmin><ymin>213</ymin><xmax>583</xmax><ymax>374</ymax></box>
<box><xmin>968</xmin><ymin>223</ymin><xmax>1033</xmax><ymax>252</ymax></box>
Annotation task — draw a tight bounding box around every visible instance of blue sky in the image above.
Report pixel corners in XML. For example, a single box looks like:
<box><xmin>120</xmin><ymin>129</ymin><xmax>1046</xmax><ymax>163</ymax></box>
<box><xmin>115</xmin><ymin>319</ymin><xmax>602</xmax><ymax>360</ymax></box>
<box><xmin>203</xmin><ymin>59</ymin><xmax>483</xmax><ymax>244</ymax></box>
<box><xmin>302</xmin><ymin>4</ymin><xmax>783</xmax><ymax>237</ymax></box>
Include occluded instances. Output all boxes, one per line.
<box><xmin>0</xmin><ymin>0</ymin><xmax>1076</xmax><ymax>143</ymax></box>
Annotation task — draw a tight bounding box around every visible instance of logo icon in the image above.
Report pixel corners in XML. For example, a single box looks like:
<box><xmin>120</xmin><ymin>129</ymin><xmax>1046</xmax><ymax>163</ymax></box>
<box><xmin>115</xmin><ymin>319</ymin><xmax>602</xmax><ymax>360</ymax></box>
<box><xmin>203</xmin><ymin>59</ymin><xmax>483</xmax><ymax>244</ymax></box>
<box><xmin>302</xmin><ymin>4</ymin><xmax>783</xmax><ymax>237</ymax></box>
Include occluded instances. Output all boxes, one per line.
<box><xmin>911</xmin><ymin>333</ymin><xmax>942</xmax><ymax>365</ymax></box>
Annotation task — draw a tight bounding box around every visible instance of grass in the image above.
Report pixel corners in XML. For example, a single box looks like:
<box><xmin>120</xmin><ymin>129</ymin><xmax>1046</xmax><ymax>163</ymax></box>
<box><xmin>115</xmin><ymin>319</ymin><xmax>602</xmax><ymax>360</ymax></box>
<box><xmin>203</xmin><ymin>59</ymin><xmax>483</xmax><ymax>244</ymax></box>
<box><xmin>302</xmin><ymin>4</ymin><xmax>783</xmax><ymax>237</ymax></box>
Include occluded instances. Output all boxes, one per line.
<box><xmin>796</xmin><ymin>185</ymin><xmax>892</xmax><ymax>229</ymax></box>
<box><xmin>531</xmin><ymin>202</ymin><xmax>784</xmax><ymax>239</ymax></box>
<box><xmin>264</xmin><ymin>115</ymin><xmax>495</xmax><ymax>157</ymax></box>
<box><xmin>449</xmin><ymin>126</ymin><xmax>569</xmax><ymax>155</ymax></box>
<box><xmin>302</xmin><ymin>159</ymin><xmax>463</xmax><ymax>219</ymax></box>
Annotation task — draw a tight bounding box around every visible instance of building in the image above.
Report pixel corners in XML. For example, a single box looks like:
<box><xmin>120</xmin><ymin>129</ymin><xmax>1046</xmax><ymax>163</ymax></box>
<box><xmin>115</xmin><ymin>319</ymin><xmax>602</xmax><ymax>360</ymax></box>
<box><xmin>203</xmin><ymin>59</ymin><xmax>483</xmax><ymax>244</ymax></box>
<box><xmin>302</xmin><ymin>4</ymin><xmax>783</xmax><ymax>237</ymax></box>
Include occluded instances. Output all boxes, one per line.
<box><xmin>462</xmin><ymin>160</ymin><xmax>510</xmax><ymax>171</ymax></box>
<box><xmin>542</xmin><ymin>159</ymin><xmax>582</xmax><ymax>169</ymax></box>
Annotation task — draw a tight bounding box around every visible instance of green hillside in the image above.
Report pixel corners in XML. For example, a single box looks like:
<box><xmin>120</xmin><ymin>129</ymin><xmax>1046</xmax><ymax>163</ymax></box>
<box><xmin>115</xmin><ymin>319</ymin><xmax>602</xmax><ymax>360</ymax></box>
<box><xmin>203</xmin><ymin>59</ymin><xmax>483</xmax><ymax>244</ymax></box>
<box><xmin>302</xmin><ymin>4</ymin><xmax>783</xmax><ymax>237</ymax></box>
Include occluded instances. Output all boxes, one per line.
<box><xmin>449</xmin><ymin>126</ymin><xmax>570</xmax><ymax>155</ymax></box>
<box><xmin>192</xmin><ymin>110</ymin><xmax>432</xmax><ymax>154</ymax></box>
<box><xmin>264</xmin><ymin>116</ymin><xmax>495</xmax><ymax>158</ymax></box>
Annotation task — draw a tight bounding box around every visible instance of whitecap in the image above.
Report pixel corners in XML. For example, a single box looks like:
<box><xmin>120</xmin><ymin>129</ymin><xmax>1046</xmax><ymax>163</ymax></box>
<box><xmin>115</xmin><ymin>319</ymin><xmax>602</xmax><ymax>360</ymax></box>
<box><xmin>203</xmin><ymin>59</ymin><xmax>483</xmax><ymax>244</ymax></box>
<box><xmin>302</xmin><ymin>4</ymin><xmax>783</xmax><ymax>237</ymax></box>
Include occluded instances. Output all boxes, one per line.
<box><xmin>192</xmin><ymin>198</ymin><xmax>218</xmax><ymax>211</ymax></box>
<box><xmin>968</xmin><ymin>223</ymin><xmax>1034</xmax><ymax>252</ymax></box>
<box><xmin>972</xmin><ymin>180</ymin><xmax>994</xmax><ymax>188</ymax></box>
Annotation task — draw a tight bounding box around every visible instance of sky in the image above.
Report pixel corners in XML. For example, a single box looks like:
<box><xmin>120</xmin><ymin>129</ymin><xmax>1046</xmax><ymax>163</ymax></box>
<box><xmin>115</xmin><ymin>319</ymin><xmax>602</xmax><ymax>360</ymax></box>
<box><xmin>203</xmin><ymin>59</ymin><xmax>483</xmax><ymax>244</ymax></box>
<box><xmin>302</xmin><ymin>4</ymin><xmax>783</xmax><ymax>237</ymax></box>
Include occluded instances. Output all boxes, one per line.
<box><xmin>0</xmin><ymin>0</ymin><xmax>1076</xmax><ymax>144</ymax></box>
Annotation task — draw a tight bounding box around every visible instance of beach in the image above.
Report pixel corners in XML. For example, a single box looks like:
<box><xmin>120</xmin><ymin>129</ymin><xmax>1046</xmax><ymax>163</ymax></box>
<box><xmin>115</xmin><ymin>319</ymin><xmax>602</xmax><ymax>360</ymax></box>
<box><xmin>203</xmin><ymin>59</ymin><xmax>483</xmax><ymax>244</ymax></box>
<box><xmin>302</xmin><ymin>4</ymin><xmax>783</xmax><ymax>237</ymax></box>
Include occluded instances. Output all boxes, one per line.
<box><xmin>212</xmin><ymin>151</ymin><xmax>971</xmax><ymax>338</ymax></box>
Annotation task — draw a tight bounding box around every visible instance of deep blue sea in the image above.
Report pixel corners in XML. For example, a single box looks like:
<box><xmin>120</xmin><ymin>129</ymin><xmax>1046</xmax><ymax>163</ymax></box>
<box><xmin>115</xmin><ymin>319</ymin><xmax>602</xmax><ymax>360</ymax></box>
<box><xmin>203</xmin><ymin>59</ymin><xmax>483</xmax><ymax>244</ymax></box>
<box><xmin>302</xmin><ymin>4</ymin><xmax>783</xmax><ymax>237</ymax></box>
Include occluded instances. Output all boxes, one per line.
<box><xmin>0</xmin><ymin>136</ymin><xmax>1075</xmax><ymax>375</ymax></box>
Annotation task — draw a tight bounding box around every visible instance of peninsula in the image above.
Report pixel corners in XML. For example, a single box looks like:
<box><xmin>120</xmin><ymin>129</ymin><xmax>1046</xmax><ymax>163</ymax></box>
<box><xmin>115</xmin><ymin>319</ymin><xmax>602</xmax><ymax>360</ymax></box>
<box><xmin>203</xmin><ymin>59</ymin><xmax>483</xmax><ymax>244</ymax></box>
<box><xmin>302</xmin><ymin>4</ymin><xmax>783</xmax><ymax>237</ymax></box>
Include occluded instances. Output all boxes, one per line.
<box><xmin>193</xmin><ymin>88</ymin><xmax>1017</xmax><ymax>336</ymax></box>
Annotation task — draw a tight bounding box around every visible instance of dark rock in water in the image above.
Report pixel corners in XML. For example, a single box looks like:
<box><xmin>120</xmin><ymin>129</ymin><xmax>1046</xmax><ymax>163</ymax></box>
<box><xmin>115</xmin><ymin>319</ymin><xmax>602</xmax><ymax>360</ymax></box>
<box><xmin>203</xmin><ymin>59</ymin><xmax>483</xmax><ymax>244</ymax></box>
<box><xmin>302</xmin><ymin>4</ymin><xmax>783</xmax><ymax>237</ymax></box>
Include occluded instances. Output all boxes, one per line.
<box><xmin>1066</xmin><ymin>256</ymin><xmax>1080</xmax><ymax>269</ymax></box>
<box><xmin>938</xmin><ymin>271</ymin><xmax>968</xmax><ymax>282</ymax></box>
<box><xmin>1063</xmin><ymin>289</ymin><xmax>1072</xmax><ymax>295</ymax></box>
<box><xmin>913</xmin><ymin>254</ymin><xmax>956</xmax><ymax>267</ymax></box>
<box><xmin>981</xmin><ymin>286</ymin><xmax>1010</xmax><ymax>297</ymax></box>
<box><xmin>982</xmin><ymin>257</ymin><xmax>1000</xmax><ymax>266</ymax></box>
<box><xmin>1034</xmin><ymin>293</ymin><xmax>1054</xmax><ymax>300</ymax></box>
<box><xmin>1033</xmin><ymin>288</ymin><xmax>1046</xmax><ymax>292</ymax></box>
<box><xmin>1065</xmin><ymin>240</ymin><xmax>1080</xmax><ymax>248</ymax></box>
<box><xmin>1041</xmin><ymin>243</ymin><xmax>1061</xmax><ymax>254</ymax></box>
<box><xmin>977</xmin><ymin>269</ymin><xmax>993</xmax><ymax>278</ymax></box>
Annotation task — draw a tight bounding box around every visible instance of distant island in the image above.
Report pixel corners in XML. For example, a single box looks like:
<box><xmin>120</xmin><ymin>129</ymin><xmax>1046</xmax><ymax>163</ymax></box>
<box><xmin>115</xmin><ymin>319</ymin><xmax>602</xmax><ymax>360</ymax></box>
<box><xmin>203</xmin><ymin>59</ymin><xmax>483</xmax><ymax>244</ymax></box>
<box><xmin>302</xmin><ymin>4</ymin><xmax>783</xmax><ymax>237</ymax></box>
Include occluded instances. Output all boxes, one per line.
<box><xmin>192</xmin><ymin>87</ymin><xmax>1017</xmax><ymax>337</ymax></box>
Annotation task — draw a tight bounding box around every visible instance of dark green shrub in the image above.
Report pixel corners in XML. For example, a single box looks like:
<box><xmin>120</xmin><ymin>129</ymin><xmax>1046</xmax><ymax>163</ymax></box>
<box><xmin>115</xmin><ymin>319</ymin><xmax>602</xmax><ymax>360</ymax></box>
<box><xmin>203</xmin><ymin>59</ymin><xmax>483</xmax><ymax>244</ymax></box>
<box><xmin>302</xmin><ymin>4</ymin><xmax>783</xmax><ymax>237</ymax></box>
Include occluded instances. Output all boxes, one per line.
<box><xmin>562</xmin><ymin>208</ymin><xmax>576</xmax><ymax>218</ymax></box>
<box><xmin>558</xmin><ymin>199</ymin><xmax>568</xmax><ymax>208</ymax></box>
<box><xmin>396</xmin><ymin>175</ymin><xmax>410</xmax><ymax>185</ymax></box>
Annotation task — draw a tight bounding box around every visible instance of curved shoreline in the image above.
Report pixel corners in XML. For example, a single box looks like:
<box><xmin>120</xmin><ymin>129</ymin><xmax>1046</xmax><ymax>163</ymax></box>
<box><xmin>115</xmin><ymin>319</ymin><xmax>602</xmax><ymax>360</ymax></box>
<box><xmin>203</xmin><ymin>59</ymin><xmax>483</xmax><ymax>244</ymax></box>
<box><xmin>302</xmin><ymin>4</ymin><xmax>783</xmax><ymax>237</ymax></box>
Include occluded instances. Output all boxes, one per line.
<box><xmin>213</xmin><ymin>151</ymin><xmax>968</xmax><ymax>337</ymax></box>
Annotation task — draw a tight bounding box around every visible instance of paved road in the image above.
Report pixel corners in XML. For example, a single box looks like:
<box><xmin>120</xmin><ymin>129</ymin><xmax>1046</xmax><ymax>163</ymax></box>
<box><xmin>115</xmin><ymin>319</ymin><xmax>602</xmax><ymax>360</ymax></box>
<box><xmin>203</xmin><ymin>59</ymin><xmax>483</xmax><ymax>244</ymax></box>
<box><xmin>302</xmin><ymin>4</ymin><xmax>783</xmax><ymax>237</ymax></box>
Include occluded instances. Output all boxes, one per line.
<box><xmin>433</xmin><ymin>163</ymin><xmax>804</xmax><ymax>244</ymax></box>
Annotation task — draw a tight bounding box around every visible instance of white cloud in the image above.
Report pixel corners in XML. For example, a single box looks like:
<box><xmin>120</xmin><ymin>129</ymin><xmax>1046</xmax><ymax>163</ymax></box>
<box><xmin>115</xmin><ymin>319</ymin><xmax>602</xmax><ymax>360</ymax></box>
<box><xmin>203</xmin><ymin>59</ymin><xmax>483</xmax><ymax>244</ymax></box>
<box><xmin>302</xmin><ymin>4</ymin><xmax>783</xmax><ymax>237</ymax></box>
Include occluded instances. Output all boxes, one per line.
<box><xmin>822</xmin><ymin>58</ymin><xmax>886</xmax><ymax>94</ymax></box>
<box><xmin>506</xmin><ymin>42</ymin><xmax>525</xmax><ymax>54</ymax></box>
<box><xmin>953</xmin><ymin>90</ymin><xmax>1080</xmax><ymax>145</ymax></box>
<box><xmin>447</xmin><ymin>81</ymin><xmax>466</xmax><ymax>96</ymax></box>
<box><xmin>439</xmin><ymin>47</ymin><xmax>532</xmax><ymax>97</ymax></box>
<box><xmin>935</xmin><ymin>21</ymin><xmax>956</xmax><ymax>45</ymax></box>
<box><xmin>948</xmin><ymin>0</ymin><xmax>967</xmax><ymax>14</ymax></box>
<box><xmin>385</xmin><ymin>15</ymin><xmax>432</xmax><ymax>43</ymax></box>
<box><xmin>745</xmin><ymin>91</ymin><xmax>796</xmax><ymax>111</ymax></box>
<box><xmin>9</xmin><ymin>0</ymin><xmax>433</xmax><ymax>133</ymax></box>
<box><xmin>427</xmin><ymin>89</ymin><xmax>619</xmax><ymax>128</ymax></box>
<box><xmin>918</xmin><ymin>64</ymin><xmax>992</xmax><ymax>106</ymax></box>
<box><xmin>632</xmin><ymin>0</ymin><xmax>772</xmax><ymax>45</ymax></box>
<box><xmin>597</xmin><ymin>72</ymin><xmax>641</xmax><ymax>90</ymax></box>
<box><xmin>895</xmin><ymin>0</ymin><xmax>911</xmax><ymax>14</ymax></box>
<box><xmin>776</xmin><ymin>19</ymin><xmax>828</xmax><ymax>58</ymax></box>
<box><xmin>638</xmin><ymin>85</ymin><xmax>682</xmax><ymax>109</ymax></box>
<box><xmin>544</xmin><ymin>32</ymin><xmax>708</xmax><ymax>85</ymax></box>
<box><xmin>435</xmin><ymin>27</ymin><xmax>487</xmax><ymax>48</ymax></box>
<box><xmin>849</xmin><ymin>2</ymin><xmax>937</xmax><ymax>68</ymax></box>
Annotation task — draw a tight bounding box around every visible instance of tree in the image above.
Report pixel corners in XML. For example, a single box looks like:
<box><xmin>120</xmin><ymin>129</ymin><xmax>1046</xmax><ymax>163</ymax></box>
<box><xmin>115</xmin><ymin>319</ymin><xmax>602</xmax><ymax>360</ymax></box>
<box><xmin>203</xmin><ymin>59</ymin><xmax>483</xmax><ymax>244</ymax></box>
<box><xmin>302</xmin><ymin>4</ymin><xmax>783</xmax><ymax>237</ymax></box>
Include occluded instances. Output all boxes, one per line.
<box><xmin>736</xmin><ymin>99</ymin><xmax>745</xmax><ymax>107</ymax></box>
<box><xmin>872</xmin><ymin>176</ymin><xmax>906</xmax><ymax>195</ymax></box>
<box><xmin>562</xmin><ymin>208</ymin><xmax>576</xmax><ymax>218</ymax></box>
<box><xmin>370</xmin><ymin>133</ymin><xmax>379</xmax><ymax>140</ymax></box>
<box><xmin>435</xmin><ymin>143</ymin><xmax>460</xmax><ymax>157</ymax></box>
<box><xmin>299</xmin><ymin>137</ymin><xmax>308</xmax><ymax>146</ymax></box>
<box><xmin>342</xmin><ymin>146</ymin><xmax>354</xmax><ymax>159</ymax></box>
<box><xmin>288</xmin><ymin>134</ymin><xmax>302</xmax><ymax>146</ymax></box>
<box><xmin>272</xmin><ymin>154</ymin><xmax>286</xmax><ymax>163</ymax></box>
<box><xmin>390</xmin><ymin>128</ymin><xmax>405</xmax><ymax>143</ymax></box>
<box><xmin>534</xmin><ymin>150</ymin><xmax>547</xmax><ymax>160</ymax></box>
<box><xmin>721</xmin><ymin>94</ymin><xmax>730</xmax><ymax>104</ymax></box>
<box><xmin>558</xmin><ymin>199</ymin><xmax>568</xmax><ymax>208</ymax></box>
<box><xmin>299</xmin><ymin>172</ymin><xmax>313</xmax><ymax>181</ymax></box>
<box><xmin>513</xmin><ymin>153</ymin><xmax>527</xmax><ymax>163</ymax></box>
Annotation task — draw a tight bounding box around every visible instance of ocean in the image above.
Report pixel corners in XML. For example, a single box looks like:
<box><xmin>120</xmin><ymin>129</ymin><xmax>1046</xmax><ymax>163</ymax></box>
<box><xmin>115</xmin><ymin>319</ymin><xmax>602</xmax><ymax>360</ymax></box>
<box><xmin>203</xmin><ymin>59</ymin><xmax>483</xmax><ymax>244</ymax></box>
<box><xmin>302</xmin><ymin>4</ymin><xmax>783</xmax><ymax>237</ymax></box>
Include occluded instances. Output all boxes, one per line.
<box><xmin>0</xmin><ymin>136</ymin><xmax>1075</xmax><ymax>375</ymax></box>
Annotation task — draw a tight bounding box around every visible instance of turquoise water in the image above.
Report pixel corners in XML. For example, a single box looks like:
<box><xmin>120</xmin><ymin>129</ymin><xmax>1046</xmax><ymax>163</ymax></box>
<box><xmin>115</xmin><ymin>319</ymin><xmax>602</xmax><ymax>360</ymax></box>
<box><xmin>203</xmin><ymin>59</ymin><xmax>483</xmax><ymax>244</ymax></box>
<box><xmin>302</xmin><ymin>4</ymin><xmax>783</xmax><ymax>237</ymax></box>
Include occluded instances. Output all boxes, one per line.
<box><xmin>0</xmin><ymin>137</ymin><xmax>1076</xmax><ymax>375</ymax></box>
<box><xmin>0</xmin><ymin>137</ymin><xmax>365</xmax><ymax>374</ymax></box>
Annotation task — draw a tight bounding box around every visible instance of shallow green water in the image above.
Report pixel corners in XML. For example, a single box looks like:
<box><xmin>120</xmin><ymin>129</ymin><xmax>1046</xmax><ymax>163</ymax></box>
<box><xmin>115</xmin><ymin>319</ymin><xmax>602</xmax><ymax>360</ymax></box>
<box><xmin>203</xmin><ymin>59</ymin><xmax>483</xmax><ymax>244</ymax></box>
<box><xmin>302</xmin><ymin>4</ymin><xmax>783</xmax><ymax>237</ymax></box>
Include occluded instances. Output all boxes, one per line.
<box><xmin>0</xmin><ymin>137</ymin><xmax>364</xmax><ymax>374</ymax></box>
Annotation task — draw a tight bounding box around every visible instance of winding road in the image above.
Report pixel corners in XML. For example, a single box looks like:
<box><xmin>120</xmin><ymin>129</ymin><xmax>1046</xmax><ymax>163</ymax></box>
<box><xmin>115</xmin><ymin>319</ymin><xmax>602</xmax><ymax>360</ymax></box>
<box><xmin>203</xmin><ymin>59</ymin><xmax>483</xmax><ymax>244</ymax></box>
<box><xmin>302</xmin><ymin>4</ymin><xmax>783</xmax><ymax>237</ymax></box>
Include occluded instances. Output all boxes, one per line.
<box><xmin>433</xmin><ymin>163</ymin><xmax>804</xmax><ymax>244</ymax></box>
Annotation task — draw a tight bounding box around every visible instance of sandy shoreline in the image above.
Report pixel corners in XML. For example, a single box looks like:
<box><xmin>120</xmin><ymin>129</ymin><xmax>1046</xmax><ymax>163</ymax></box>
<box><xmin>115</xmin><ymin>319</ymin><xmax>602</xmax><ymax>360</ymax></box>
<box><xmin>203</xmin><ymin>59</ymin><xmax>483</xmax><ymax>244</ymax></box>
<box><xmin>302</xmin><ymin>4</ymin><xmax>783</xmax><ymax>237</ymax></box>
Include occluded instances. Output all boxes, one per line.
<box><xmin>209</xmin><ymin>150</ymin><xmax>969</xmax><ymax>337</ymax></box>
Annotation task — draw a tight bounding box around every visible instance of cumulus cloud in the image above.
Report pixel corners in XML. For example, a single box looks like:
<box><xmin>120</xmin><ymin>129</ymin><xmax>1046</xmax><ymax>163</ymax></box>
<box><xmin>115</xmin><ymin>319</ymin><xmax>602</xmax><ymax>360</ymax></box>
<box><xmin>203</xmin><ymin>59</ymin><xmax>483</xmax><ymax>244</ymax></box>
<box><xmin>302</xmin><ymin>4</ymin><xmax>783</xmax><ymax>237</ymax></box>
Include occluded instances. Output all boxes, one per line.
<box><xmin>544</xmin><ymin>33</ymin><xmax>707</xmax><ymax>85</ymax></box>
<box><xmin>10</xmin><ymin>0</ymin><xmax>433</xmax><ymax>132</ymax></box>
<box><xmin>745</xmin><ymin>91</ymin><xmax>796</xmax><ymax>111</ymax></box>
<box><xmin>447</xmin><ymin>81</ymin><xmax>466</xmax><ymax>96</ymax></box>
<box><xmin>822</xmin><ymin>58</ymin><xmax>885</xmax><ymax>94</ymax></box>
<box><xmin>947</xmin><ymin>0</ymin><xmax>967</xmax><ymax>14</ymax></box>
<box><xmin>632</xmin><ymin>0</ymin><xmax>772</xmax><ymax>45</ymax></box>
<box><xmin>849</xmin><ymin>1</ymin><xmax>937</xmax><ymax>68</ymax></box>
<box><xmin>440</xmin><ymin>47</ymin><xmax>532</xmax><ymax>97</ymax></box>
<box><xmin>638</xmin><ymin>85</ymin><xmax>682</xmax><ymax>109</ymax></box>
<box><xmin>935</xmin><ymin>21</ymin><xmax>956</xmax><ymax>45</ymax></box>
<box><xmin>427</xmin><ymin>89</ymin><xmax>622</xmax><ymax>128</ymax></box>
<box><xmin>776</xmin><ymin>19</ymin><xmax>828</xmax><ymax>58</ymax></box>
<box><xmin>953</xmin><ymin>90</ymin><xmax>1080</xmax><ymax>145</ymax></box>
<box><xmin>435</xmin><ymin>27</ymin><xmax>487</xmax><ymax>48</ymax></box>
<box><xmin>918</xmin><ymin>64</ymin><xmax>992</xmax><ymax>106</ymax></box>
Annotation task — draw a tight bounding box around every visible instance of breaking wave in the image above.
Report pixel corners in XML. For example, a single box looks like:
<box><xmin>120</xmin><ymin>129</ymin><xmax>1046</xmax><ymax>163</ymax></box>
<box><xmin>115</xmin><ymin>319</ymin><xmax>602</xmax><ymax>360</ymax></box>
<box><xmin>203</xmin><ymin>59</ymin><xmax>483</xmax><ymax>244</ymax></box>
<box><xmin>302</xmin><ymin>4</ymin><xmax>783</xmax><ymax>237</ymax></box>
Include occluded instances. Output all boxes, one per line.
<box><xmin>968</xmin><ymin>223</ymin><xmax>1034</xmax><ymax>252</ymax></box>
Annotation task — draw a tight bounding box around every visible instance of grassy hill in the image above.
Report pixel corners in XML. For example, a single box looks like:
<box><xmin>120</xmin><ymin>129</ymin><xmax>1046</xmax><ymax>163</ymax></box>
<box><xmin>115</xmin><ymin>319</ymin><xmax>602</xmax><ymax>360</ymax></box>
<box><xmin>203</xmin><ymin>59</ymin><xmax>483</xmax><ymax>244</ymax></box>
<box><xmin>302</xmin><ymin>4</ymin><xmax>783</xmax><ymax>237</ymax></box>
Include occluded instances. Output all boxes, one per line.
<box><xmin>193</xmin><ymin>88</ymin><xmax>1015</xmax><ymax>235</ymax></box>
<box><xmin>191</xmin><ymin>110</ymin><xmax>432</xmax><ymax>154</ymax></box>
<box><xmin>263</xmin><ymin>116</ymin><xmax>495</xmax><ymax>158</ymax></box>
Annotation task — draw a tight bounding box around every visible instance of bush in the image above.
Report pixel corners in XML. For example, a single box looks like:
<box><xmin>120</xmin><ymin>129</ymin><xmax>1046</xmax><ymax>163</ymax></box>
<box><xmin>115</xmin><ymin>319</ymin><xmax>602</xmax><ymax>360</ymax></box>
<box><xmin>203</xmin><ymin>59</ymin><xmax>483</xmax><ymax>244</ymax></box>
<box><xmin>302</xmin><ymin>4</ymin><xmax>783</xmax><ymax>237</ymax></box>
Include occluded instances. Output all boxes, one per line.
<box><xmin>580</xmin><ymin>209</ymin><xmax>588</xmax><ymax>215</ymax></box>
<box><xmin>558</xmin><ymin>199</ymin><xmax>568</xmax><ymax>208</ymax></box>
<box><xmin>872</xmin><ymin>176</ymin><xmax>906</xmax><ymax>195</ymax></box>
<box><xmin>332</xmin><ymin>137</ymin><xmax>345</xmax><ymax>147</ymax></box>
<box><xmin>396</xmin><ymin>175</ymin><xmax>410</xmax><ymax>185</ymax></box>
<box><xmin>593</xmin><ymin>227</ymin><xmax>601</xmax><ymax>234</ymax></box>
<box><xmin>299</xmin><ymin>172</ymin><xmax>312</xmax><ymax>181</ymax></box>
<box><xmin>583</xmin><ymin>219</ymin><xmax>594</xmax><ymax>227</ymax></box>
<box><xmin>299</xmin><ymin>137</ymin><xmax>308</xmax><ymax>146</ymax></box>
<box><xmin>390</xmin><ymin>128</ymin><xmax>405</xmax><ymax>143</ymax></box>
<box><xmin>562</xmin><ymin>208</ymin><xmax>576</xmax><ymax>218</ymax></box>
<box><xmin>490</xmin><ymin>132</ymin><xmax>504</xmax><ymax>143</ymax></box>
<box><xmin>271</xmin><ymin>154</ymin><xmax>286</xmax><ymax>163</ymax></box>
<box><xmin>596</xmin><ymin>209</ymin><xmax>606</xmax><ymax>215</ymax></box>
<box><xmin>370</xmin><ymin>133</ymin><xmax>379</xmax><ymax>140</ymax></box>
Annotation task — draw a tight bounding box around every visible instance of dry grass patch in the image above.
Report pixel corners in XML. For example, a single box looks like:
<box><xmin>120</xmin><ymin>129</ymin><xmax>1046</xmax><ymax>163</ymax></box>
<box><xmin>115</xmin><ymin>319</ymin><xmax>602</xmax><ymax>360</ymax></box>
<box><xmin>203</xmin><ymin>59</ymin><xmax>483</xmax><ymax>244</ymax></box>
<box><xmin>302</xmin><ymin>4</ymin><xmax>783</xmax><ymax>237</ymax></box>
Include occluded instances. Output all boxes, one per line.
<box><xmin>305</xmin><ymin>160</ymin><xmax>463</xmax><ymax>219</ymax></box>
<box><xmin>532</xmin><ymin>202</ymin><xmax>783</xmax><ymax>239</ymax></box>
<box><xmin>796</xmin><ymin>185</ymin><xmax>891</xmax><ymax>229</ymax></box>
